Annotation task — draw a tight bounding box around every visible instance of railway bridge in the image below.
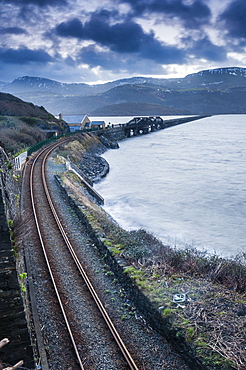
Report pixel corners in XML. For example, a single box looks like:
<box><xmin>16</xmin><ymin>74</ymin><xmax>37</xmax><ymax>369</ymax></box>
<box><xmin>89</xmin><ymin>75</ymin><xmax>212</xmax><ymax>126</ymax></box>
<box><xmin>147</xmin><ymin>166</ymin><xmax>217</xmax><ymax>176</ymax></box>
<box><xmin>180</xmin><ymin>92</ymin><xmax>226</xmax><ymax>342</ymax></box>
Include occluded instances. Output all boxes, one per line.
<box><xmin>123</xmin><ymin>115</ymin><xmax>211</xmax><ymax>137</ymax></box>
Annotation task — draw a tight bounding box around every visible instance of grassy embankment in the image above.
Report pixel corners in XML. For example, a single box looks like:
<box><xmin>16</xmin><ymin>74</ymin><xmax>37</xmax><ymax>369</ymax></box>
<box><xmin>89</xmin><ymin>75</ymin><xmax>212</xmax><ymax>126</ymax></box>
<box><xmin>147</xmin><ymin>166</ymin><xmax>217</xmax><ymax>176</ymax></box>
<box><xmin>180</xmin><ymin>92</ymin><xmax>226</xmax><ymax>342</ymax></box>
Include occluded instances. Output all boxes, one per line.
<box><xmin>0</xmin><ymin>116</ymin><xmax>47</xmax><ymax>154</ymax></box>
<box><xmin>0</xmin><ymin>92</ymin><xmax>68</xmax><ymax>155</ymax></box>
<box><xmin>56</xmin><ymin>133</ymin><xmax>246</xmax><ymax>369</ymax></box>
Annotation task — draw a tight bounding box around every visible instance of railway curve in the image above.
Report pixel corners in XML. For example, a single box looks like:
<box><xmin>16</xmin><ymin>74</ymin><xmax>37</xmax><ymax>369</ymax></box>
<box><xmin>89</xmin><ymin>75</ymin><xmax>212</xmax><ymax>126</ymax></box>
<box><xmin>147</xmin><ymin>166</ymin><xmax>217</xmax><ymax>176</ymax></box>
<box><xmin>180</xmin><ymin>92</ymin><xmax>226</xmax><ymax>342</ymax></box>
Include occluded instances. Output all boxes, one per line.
<box><xmin>21</xmin><ymin>139</ymin><xmax>191</xmax><ymax>370</ymax></box>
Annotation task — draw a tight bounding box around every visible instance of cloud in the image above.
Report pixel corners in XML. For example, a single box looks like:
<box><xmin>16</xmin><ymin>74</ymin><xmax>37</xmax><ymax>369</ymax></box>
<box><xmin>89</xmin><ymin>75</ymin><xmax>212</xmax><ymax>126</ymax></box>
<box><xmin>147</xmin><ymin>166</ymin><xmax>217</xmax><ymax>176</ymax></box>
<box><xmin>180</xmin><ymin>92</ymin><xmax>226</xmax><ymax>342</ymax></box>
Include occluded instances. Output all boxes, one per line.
<box><xmin>0</xmin><ymin>27</ymin><xmax>27</xmax><ymax>35</ymax></box>
<box><xmin>4</xmin><ymin>0</ymin><xmax>67</xmax><ymax>6</ymax></box>
<box><xmin>55</xmin><ymin>18</ymin><xmax>85</xmax><ymax>39</ymax></box>
<box><xmin>55</xmin><ymin>11</ymin><xmax>185</xmax><ymax>63</ymax></box>
<box><xmin>0</xmin><ymin>0</ymin><xmax>240</xmax><ymax>83</ymax></box>
<box><xmin>0</xmin><ymin>47</ymin><xmax>53</xmax><ymax>64</ymax></box>
<box><xmin>219</xmin><ymin>0</ymin><xmax>246</xmax><ymax>40</ymax></box>
<box><xmin>78</xmin><ymin>45</ymin><xmax>129</xmax><ymax>71</ymax></box>
<box><xmin>77</xmin><ymin>44</ymin><xmax>172</xmax><ymax>76</ymax></box>
<box><xmin>118</xmin><ymin>0</ymin><xmax>212</xmax><ymax>27</ymax></box>
<box><xmin>185</xmin><ymin>36</ymin><xmax>227</xmax><ymax>62</ymax></box>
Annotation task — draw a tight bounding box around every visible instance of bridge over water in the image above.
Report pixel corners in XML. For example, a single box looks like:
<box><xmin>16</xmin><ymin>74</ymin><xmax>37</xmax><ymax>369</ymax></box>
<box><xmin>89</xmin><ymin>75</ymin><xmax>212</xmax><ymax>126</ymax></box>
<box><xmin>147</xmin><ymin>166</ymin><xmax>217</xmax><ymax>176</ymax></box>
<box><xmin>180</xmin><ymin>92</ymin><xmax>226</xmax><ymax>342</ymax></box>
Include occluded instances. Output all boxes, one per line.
<box><xmin>122</xmin><ymin>115</ymin><xmax>211</xmax><ymax>137</ymax></box>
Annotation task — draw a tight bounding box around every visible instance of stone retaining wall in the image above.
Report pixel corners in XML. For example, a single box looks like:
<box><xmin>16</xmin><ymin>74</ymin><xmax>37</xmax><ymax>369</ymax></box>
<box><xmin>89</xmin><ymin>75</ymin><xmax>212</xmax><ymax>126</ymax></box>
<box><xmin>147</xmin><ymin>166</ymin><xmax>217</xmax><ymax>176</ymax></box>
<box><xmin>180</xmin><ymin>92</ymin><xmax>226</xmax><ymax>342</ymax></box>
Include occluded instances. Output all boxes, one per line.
<box><xmin>0</xmin><ymin>151</ymin><xmax>34</xmax><ymax>368</ymax></box>
<box><xmin>95</xmin><ymin>126</ymin><xmax>126</xmax><ymax>143</ymax></box>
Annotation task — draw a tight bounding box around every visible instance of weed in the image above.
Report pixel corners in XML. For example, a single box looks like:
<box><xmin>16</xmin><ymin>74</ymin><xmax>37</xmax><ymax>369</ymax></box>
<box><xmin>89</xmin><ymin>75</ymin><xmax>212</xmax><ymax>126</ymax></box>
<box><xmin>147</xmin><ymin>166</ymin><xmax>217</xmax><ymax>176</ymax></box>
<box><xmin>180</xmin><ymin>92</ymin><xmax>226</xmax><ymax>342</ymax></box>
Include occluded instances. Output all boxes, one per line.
<box><xmin>124</xmin><ymin>266</ymin><xmax>145</xmax><ymax>281</ymax></box>
<box><xmin>19</xmin><ymin>272</ymin><xmax>27</xmax><ymax>280</ymax></box>
<box><xmin>105</xmin><ymin>271</ymin><xmax>114</xmax><ymax>277</ymax></box>
<box><xmin>20</xmin><ymin>283</ymin><xmax>26</xmax><ymax>293</ymax></box>
<box><xmin>8</xmin><ymin>219</ymin><xmax>14</xmax><ymax>229</ymax></box>
<box><xmin>15</xmin><ymin>194</ymin><xmax>20</xmax><ymax>206</ymax></box>
<box><xmin>186</xmin><ymin>326</ymin><xmax>195</xmax><ymax>342</ymax></box>
<box><xmin>195</xmin><ymin>339</ymin><xmax>207</xmax><ymax>348</ymax></box>
<box><xmin>109</xmin><ymin>246</ymin><xmax>121</xmax><ymax>255</ymax></box>
<box><xmin>162</xmin><ymin>308</ymin><xmax>172</xmax><ymax>317</ymax></box>
<box><xmin>19</xmin><ymin>273</ymin><xmax>27</xmax><ymax>293</ymax></box>
<box><xmin>104</xmin><ymin>240</ymin><xmax>113</xmax><ymax>246</ymax></box>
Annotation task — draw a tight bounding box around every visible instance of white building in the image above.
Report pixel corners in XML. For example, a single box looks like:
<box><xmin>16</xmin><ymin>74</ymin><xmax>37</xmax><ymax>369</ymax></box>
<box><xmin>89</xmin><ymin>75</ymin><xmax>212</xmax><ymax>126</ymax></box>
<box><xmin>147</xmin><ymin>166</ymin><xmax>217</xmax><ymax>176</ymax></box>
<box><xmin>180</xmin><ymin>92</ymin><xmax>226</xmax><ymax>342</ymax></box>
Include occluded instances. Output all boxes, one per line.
<box><xmin>61</xmin><ymin>114</ymin><xmax>91</xmax><ymax>131</ymax></box>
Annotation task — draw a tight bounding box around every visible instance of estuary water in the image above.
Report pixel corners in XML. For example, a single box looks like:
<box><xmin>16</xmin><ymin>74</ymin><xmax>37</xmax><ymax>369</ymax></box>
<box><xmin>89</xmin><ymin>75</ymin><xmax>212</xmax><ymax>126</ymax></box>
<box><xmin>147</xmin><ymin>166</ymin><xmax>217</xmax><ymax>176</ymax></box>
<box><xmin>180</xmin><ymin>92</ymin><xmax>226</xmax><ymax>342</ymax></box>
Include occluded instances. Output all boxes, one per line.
<box><xmin>94</xmin><ymin>115</ymin><xmax>246</xmax><ymax>258</ymax></box>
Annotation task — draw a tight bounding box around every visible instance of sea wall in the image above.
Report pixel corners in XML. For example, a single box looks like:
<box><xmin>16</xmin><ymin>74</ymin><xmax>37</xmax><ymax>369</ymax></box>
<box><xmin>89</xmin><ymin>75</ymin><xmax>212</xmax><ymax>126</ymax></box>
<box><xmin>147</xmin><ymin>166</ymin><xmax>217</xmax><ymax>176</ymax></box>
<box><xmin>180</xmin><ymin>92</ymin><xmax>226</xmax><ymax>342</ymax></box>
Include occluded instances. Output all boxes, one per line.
<box><xmin>95</xmin><ymin>126</ymin><xmax>126</xmax><ymax>143</ymax></box>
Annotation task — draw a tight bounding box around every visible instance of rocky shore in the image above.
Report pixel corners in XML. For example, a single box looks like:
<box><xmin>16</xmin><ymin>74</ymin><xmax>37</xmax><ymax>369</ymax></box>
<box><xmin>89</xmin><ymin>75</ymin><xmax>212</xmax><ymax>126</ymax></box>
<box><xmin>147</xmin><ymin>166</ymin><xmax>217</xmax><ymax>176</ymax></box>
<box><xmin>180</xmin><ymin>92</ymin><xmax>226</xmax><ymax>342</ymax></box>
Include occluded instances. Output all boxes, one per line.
<box><xmin>79</xmin><ymin>152</ymin><xmax>110</xmax><ymax>183</ymax></box>
<box><xmin>2</xmin><ymin>128</ymin><xmax>246</xmax><ymax>369</ymax></box>
<box><xmin>57</xmin><ymin>132</ymin><xmax>246</xmax><ymax>370</ymax></box>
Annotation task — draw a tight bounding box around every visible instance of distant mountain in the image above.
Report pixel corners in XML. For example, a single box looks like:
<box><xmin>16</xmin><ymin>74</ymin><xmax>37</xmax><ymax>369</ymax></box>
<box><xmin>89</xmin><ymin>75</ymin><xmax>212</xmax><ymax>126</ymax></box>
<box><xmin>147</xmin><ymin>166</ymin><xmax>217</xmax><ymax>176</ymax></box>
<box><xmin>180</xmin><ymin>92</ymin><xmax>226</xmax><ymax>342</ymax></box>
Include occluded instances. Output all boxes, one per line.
<box><xmin>4</xmin><ymin>76</ymin><xmax>94</xmax><ymax>96</ymax></box>
<box><xmin>0</xmin><ymin>81</ymin><xmax>8</xmax><ymax>91</ymax></box>
<box><xmin>90</xmin><ymin>102</ymin><xmax>187</xmax><ymax>116</ymax></box>
<box><xmin>182</xmin><ymin>67</ymin><xmax>246</xmax><ymax>89</ymax></box>
<box><xmin>2</xmin><ymin>67</ymin><xmax>246</xmax><ymax>115</ymax></box>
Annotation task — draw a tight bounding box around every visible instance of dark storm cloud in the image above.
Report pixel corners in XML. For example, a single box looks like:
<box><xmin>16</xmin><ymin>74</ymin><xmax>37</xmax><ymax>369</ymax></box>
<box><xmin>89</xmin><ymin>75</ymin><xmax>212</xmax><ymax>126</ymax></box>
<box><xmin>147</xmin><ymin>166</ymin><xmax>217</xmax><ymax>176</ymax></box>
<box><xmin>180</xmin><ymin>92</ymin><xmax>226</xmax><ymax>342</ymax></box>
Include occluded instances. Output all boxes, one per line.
<box><xmin>185</xmin><ymin>36</ymin><xmax>227</xmax><ymax>62</ymax></box>
<box><xmin>55</xmin><ymin>11</ymin><xmax>185</xmax><ymax>62</ymax></box>
<box><xmin>55</xmin><ymin>18</ymin><xmax>86</xmax><ymax>39</ymax></box>
<box><xmin>119</xmin><ymin>0</ymin><xmax>211</xmax><ymax>27</ymax></box>
<box><xmin>55</xmin><ymin>13</ymin><xmax>150</xmax><ymax>53</ymax></box>
<box><xmin>0</xmin><ymin>27</ymin><xmax>27</xmax><ymax>35</ymax></box>
<box><xmin>4</xmin><ymin>0</ymin><xmax>67</xmax><ymax>6</ymax></box>
<box><xmin>0</xmin><ymin>47</ymin><xmax>53</xmax><ymax>64</ymax></box>
<box><xmin>78</xmin><ymin>45</ymin><xmax>126</xmax><ymax>70</ymax></box>
<box><xmin>219</xmin><ymin>0</ymin><xmax>246</xmax><ymax>39</ymax></box>
<box><xmin>77</xmin><ymin>44</ymin><xmax>170</xmax><ymax>75</ymax></box>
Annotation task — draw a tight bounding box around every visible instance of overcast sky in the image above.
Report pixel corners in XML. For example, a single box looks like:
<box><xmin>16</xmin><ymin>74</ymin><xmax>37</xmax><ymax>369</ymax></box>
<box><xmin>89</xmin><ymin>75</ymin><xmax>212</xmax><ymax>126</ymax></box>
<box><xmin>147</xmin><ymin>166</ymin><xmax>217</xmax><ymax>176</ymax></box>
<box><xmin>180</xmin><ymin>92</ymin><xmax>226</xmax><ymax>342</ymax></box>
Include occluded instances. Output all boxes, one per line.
<box><xmin>0</xmin><ymin>0</ymin><xmax>245</xmax><ymax>84</ymax></box>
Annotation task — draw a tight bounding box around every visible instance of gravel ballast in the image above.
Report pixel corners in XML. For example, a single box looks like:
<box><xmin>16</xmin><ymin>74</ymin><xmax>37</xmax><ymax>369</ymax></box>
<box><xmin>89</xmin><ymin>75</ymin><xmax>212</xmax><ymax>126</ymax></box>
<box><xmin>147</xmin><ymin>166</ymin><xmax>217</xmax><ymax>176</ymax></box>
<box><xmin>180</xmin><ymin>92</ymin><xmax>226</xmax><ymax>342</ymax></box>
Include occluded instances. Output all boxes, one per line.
<box><xmin>22</xmin><ymin>150</ymin><xmax>192</xmax><ymax>369</ymax></box>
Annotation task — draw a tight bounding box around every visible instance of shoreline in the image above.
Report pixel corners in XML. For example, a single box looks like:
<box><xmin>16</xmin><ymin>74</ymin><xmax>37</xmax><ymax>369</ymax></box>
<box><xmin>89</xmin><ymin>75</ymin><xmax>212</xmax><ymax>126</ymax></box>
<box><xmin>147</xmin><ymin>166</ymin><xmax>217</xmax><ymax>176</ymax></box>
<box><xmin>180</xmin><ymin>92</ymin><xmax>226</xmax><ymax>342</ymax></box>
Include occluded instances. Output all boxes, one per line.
<box><xmin>56</xmin><ymin>139</ymin><xmax>246</xmax><ymax>369</ymax></box>
<box><xmin>58</xmin><ymin>128</ymin><xmax>246</xmax><ymax>369</ymax></box>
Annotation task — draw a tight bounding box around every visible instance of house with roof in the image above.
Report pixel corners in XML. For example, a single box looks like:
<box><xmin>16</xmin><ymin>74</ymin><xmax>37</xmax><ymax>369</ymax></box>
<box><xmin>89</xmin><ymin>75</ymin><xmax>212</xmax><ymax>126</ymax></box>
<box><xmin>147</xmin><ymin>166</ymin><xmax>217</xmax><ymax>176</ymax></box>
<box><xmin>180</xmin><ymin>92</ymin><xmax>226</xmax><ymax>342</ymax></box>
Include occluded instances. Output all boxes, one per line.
<box><xmin>60</xmin><ymin>114</ymin><xmax>91</xmax><ymax>132</ymax></box>
<box><xmin>84</xmin><ymin>120</ymin><xmax>106</xmax><ymax>130</ymax></box>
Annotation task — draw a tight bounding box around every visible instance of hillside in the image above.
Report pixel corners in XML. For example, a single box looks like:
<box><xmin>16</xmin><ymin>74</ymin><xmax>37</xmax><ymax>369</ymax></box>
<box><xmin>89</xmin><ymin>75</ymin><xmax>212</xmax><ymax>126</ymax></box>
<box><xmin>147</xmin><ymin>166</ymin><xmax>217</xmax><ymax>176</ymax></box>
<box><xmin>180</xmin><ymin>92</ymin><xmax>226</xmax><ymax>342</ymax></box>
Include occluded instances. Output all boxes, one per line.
<box><xmin>2</xmin><ymin>67</ymin><xmax>246</xmax><ymax>115</ymax></box>
<box><xmin>0</xmin><ymin>92</ymin><xmax>54</xmax><ymax>118</ymax></box>
<box><xmin>0</xmin><ymin>92</ymin><xmax>69</xmax><ymax>154</ymax></box>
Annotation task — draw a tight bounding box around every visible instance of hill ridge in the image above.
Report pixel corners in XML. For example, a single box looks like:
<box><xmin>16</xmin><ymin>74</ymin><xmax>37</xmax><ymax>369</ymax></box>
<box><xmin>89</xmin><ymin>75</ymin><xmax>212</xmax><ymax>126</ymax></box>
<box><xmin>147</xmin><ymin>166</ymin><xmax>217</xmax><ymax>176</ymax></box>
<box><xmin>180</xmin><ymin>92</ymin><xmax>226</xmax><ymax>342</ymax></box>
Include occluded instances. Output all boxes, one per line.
<box><xmin>2</xmin><ymin>67</ymin><xmax>246</xmax><ymax>115</ymax></box>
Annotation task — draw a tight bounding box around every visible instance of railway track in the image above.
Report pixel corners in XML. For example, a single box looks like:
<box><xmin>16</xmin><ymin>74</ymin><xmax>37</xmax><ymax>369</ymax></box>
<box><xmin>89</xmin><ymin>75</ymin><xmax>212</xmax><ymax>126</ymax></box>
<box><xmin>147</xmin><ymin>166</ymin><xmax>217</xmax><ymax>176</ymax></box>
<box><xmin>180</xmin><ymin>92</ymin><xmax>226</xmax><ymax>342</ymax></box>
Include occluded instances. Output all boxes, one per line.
<box><xmin>28</xmin><ymin>140</ymin><xmax>139</xmax><ymax>369</ymax></box>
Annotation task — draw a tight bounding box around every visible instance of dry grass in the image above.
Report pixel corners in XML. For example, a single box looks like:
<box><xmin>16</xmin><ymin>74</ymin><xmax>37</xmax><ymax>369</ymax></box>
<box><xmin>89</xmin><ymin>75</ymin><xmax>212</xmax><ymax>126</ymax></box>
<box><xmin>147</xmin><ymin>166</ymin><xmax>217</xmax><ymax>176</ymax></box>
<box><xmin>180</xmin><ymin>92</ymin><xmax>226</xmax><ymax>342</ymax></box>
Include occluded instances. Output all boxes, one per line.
<box><xmin>60</xmin><ymin>133</ymin><xmax>102</xmax><ymax>164</ymax></box>
<box><xmin>0</xmin><ymin>117</ymin><xmax>46</xmax><ymax>154</ymax></box>
<box><xmin>60</xmin><ymin>169</ymin><xmax>246</xmax><ymax>369</ymax></box>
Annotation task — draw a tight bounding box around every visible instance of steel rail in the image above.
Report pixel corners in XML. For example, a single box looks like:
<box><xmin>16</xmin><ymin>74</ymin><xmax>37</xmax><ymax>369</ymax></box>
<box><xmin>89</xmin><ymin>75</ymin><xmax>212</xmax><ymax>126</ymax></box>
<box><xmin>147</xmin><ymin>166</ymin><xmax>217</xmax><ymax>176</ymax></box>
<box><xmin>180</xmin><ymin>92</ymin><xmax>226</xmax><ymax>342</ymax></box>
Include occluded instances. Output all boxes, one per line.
<box><xmin>30</xmin><ymin>141</ymin><xmax>85</xmax><ymax>370</ymax></box>
<box><xmin>41</xmin><ymin>145</ymin><xmax>139</xmax><ymax>370</ymax></box>
<box><xmin>30</xmin><ymin>141</ymin><xmax>139</xmax><ymax>370</ymax></box>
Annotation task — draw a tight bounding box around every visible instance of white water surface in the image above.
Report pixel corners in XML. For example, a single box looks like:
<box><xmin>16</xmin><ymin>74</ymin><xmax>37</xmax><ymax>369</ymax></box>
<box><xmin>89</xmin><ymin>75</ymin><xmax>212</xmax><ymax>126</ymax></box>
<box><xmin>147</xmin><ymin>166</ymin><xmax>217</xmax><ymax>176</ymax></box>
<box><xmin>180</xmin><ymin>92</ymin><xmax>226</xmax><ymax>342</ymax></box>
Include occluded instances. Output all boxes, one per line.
<box><xmin>94</xmin><ymin>115</ymin><xmax>246</xmax><ymax>257</ymax></box>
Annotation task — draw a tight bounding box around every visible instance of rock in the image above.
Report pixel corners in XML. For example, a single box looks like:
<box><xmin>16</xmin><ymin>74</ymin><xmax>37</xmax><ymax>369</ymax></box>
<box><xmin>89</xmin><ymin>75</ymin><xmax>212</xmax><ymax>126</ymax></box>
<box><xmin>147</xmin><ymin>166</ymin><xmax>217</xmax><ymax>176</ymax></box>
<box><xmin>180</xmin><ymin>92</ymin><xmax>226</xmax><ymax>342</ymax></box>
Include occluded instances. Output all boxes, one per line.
<box><xmin>237</xmin><ymin>304</ymin><xmax>246</xmax><ymax>316</ymax></box>
<box><xmin>99</xmin><ymin>135</ymin><xmax>119</xmax><ymax>149</ymax></box>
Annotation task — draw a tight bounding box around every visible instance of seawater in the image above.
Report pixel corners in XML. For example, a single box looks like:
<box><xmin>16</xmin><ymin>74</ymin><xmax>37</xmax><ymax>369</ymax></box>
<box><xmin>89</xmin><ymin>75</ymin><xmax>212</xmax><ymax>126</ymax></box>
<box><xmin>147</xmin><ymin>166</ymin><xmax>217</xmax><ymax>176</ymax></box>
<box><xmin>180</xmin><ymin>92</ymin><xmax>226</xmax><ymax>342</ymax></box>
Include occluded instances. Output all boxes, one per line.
<box><xmin>94</xmin><ymin>115</ymin><xmax>246</xmax><ymax>258</ymax></box>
